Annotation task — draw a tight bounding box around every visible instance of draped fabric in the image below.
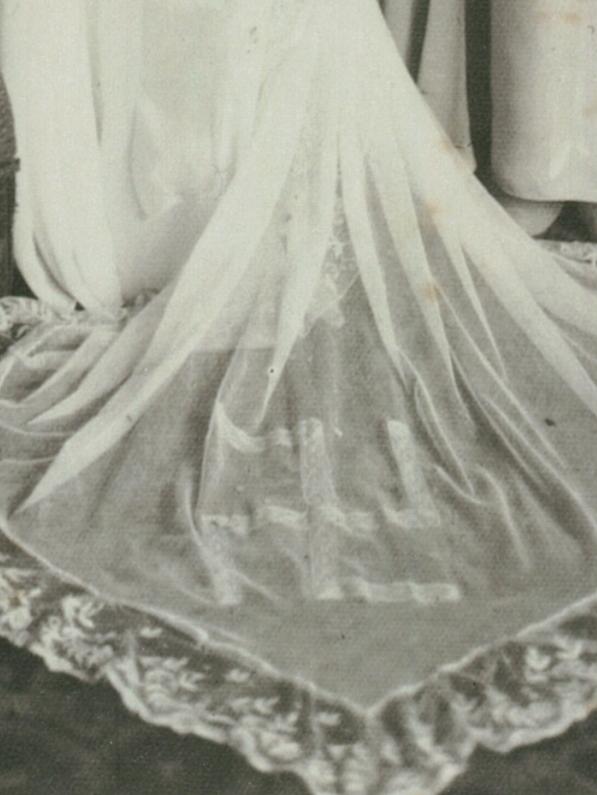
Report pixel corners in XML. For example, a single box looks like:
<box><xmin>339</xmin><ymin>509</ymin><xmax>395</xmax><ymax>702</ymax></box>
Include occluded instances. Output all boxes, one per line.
<box><xmin>491</xmin><ymin>0</ymin><xmax>597</xmax><ymax>202</ymax></box>
<box><xmin>384</xmin><ymin>0</ymin><xmax>597</xmax><ymax>202</ymax></box>
<box><xmin>3</xmin><ymin>1</ymin><xmax>597</xmax><ymax>793</ymax></box>
<box><xmin>382</xmin><ymin>0</ymin><xmax>474</xmax><ymax>169</ymax></box>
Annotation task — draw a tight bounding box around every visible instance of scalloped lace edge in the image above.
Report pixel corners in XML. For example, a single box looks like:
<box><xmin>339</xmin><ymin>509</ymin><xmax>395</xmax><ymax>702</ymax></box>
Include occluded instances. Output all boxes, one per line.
<box><xmin>3</xmin><ymin>275</ymin><xmax>597</xmax><ymax>793</ymax></box>
<box><xmin>2</xmin><ymin>526</ymin><xmax>597</xmax><ymax>795</ymax></box>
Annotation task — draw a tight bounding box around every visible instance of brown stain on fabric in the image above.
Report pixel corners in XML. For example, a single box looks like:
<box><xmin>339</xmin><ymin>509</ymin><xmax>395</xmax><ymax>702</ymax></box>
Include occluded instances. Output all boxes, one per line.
<box><xmin>438</xmin><ymin>136</ymin><xmax>453</xmax><ymax>154</ymax></box>
<box><xmin>423</xmin><ymin>281</ymin><xmax>441</xmax><ymax>303</ymax></box>
<box><xmin>426</xmin><ymin>201</ymin><xmax>444</xmax><ymax>219</ymax></box>
<box><xmin>563</xmin><ymin>11</ymin><xmax>583</xmax><ymax>25</ymax></box>
<box><xmin>537</xmin><ymin>10</ymin><xmax>583</xmax><ymax>25</ymax></box>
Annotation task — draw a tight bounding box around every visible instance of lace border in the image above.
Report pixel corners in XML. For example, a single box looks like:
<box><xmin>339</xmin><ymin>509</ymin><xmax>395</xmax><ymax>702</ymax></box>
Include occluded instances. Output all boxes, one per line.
<box><xmin>2</xmin><ymin>516</ymin><xmax>597</xmax><ymax>795</ymax></box>
<box><xmin>3</xmin><ymin>258</ymin><xmax>597</xmax><ymax>794</ymax></box>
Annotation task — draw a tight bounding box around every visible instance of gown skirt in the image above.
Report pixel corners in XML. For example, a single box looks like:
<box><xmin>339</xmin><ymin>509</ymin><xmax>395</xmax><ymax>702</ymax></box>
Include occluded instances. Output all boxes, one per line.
<box><xmin>2</xmin><ymin>2</ymin><xmax>597</xmax><ymax>793</ymax></box>
<box><xmin>382</xmin><ymin>0</ymin><xmax>473</xmax><ymax>169</ymax></box>
<box><xmin>491</xmin><ymin>0</ymin><xmax>597</xmax><ymax>202</ymax></box>
<box><xmin>384</xmin><ymin>0</ymin><xmax>597</xmax><ymax>201</ymax></box>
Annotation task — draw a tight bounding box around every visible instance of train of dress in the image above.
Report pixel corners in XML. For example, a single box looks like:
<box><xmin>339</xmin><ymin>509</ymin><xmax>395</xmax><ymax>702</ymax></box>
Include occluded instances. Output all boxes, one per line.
<box><xmin>2</xmin><ymin>2</ymin><xmax>597</xmax><ymax>793</ymax></box>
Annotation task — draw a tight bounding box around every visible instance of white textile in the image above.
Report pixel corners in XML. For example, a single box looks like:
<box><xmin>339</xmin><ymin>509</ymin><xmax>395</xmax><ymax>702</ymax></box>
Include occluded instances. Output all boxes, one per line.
<box><xmin>2</xmin><ymin>2</ymin><xmax>597</xmax><ymax>793</ymax></box>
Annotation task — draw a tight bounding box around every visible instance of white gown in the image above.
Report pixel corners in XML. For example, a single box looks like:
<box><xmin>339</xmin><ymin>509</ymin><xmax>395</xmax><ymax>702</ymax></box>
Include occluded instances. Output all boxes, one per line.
<box><xmin>491</xmin><ymin>0</ymin><xmax>597</xmax><ymax>202</ymax></box>
<box><xmin>383</xmin><ymin>0</ymin><xmax>473</xmax><ymax>168</ymax></box>
<box><xmin>2</xmin><ymin>2</ymin><xmax>597</xmax><ymax>794</ymax></box>
<box><xmin>385</xmin><ymin>0</ymin><xmax>597</xmax><ymax>202</ymax></box>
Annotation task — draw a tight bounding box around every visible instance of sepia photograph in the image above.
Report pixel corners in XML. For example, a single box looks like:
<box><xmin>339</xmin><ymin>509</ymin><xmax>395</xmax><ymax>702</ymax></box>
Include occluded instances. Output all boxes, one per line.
<box><xmin>1</xmin><ymin>1</ymin><xmax>597</xmax><ymax>793</ymax></box>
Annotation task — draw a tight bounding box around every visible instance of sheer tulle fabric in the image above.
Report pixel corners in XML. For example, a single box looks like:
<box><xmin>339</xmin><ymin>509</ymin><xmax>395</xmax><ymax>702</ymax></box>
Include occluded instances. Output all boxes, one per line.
<box><xmin>2</xmin><ymin>0</ymin><xmax>597</xmax><ymax>787</ymax></box>
<box><xmin>383</xmin><ymin>0</ymin><xmax>473</xmax><ymax>168</ymax></box>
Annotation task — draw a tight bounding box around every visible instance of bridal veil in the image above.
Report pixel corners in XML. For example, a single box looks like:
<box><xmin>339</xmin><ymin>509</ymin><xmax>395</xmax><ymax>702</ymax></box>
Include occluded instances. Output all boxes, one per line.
<box><xmin>2</xmin><ymin>2</ymin><xmax>597</xmax><ymax>793</ymax></box>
